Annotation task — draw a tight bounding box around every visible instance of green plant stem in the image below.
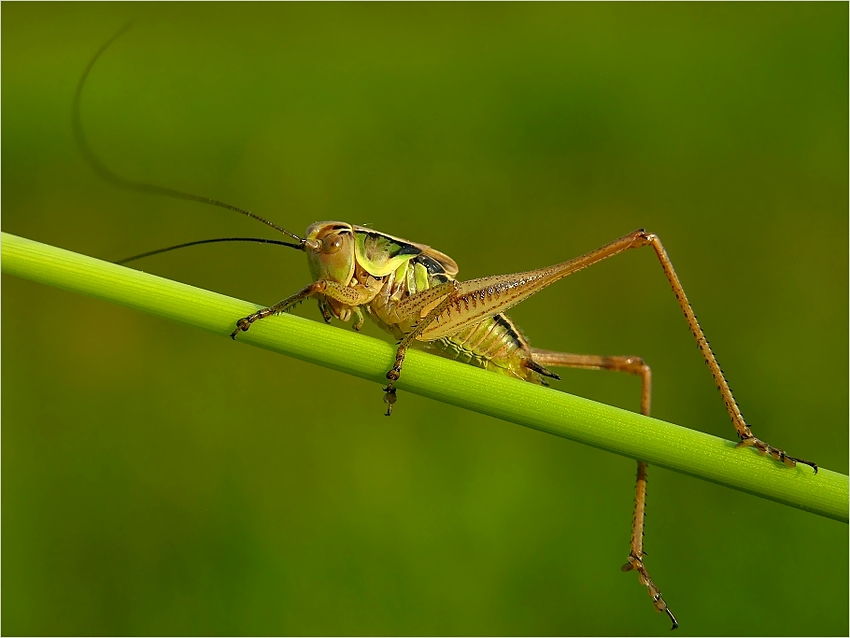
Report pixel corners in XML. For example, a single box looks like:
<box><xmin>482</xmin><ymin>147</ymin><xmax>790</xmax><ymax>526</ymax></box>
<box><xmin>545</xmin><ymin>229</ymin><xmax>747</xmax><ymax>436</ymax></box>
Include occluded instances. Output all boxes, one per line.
<box><xmin>3</xmin><ymin>231</ymin><xmax>847</xmax><ymax>522</ymax></box>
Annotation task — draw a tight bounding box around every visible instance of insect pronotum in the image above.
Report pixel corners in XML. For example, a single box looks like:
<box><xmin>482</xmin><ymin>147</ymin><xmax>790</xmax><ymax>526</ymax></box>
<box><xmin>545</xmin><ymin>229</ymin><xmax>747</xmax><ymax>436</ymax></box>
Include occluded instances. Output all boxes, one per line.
<box><xmin>75</xmin><ymin>26</ymin><xmax>818</xmax><ymax>631</ymax></box>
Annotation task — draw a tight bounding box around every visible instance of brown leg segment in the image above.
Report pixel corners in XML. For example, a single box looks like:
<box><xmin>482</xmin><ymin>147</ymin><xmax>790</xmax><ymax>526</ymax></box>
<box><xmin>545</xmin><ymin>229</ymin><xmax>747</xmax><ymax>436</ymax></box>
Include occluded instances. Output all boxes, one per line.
<box><xmin>230</xmin><ymin>279</ymin><xmax>370</xmax><ymax>339</ymax></box>
<box><xmin>384</xmin><ymin>281</ymin><xmax>461</xmax><ymax>416</ymax></box>
<box><xmin>530</xmin><ymin>350</ymin><xmax>678</xmax><ymax>630</ymax></box>
<box><xmin>631</xmin><ymin>232</ymin><xmax>817</xmax><ymax>472</ymax></box>
<box><xmin>527</xmin><ymin>230</ymin><xmax>815</xmax><ymax>472</ymax></box>
<box><xmin>230</xmin><ymin>282</ymin><xmax>327</xmax><ymax>339</ymax></box>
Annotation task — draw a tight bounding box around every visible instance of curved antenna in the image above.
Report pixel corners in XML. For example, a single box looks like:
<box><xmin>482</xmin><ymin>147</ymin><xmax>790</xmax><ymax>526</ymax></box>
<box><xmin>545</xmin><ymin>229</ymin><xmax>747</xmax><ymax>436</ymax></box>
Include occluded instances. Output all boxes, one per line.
<box><xmin>117</xmin><ymin>236</ymin><xmax>303</xmax><ymax>265</ymax></box>
<box><xmin>72</xmin><ymin>23</ymin><xmax>305</xmax><ymax>245</ymax></box>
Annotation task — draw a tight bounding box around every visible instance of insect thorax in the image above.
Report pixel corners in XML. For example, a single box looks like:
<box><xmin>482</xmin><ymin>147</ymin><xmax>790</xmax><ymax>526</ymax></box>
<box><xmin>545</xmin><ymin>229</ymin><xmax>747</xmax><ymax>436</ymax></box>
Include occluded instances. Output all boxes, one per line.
<box><xmin>365</xmin><ymin>252</ymin><xmax>548</xmax><ymax>384</ymax></box>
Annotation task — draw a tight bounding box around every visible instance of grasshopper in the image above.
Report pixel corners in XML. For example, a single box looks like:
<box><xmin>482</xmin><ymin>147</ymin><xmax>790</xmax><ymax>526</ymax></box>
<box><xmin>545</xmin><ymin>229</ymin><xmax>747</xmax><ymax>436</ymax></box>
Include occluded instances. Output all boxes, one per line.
<box><xmin>75</xmin><ymin>27</ymin><xmax>817</xmax><ymax>632</ymax></box>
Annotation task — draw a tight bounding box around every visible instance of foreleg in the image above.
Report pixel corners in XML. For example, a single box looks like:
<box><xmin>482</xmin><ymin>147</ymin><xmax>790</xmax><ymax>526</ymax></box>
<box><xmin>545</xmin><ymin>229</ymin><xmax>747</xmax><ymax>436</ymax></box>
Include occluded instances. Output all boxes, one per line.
<box><xmin>230</xmin><ymin>280</ymin><xmax>369</xmax><ymax>339</ymax></box>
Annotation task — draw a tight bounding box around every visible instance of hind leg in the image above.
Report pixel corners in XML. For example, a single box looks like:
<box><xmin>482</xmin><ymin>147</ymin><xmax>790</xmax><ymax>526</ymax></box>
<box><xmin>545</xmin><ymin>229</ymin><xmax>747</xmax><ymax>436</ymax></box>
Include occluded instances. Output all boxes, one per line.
<box><xmin>530</xmin><ymin>349</ymin><xmax>678</xmax><ymax>630</ymax></box>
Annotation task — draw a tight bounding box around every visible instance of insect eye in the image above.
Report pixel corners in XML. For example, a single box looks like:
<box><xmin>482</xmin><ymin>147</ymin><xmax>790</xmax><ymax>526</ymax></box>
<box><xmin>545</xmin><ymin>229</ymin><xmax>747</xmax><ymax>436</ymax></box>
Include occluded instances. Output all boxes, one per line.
<box><xmin>323</xmin><ymin>233</ymin><xmax>344</xmax><ymax>254</ymax></box>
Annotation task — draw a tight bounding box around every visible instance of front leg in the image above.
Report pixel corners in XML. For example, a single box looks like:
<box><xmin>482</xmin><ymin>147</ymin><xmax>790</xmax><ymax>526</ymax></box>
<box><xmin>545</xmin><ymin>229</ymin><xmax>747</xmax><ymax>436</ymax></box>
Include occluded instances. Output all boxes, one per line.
<box><xmin>230</xmin><ymin>280</ymin><xmax>368</xmax><ymax>339</ymax></box>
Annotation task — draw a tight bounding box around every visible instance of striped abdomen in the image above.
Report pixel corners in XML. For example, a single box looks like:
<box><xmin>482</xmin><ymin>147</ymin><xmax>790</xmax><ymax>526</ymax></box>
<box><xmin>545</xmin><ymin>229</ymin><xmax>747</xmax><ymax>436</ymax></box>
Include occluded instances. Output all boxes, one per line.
<box><xmin>423</xmin><ymin>312</ymin><xmax>547</xmax><ymax>383</ymax></box>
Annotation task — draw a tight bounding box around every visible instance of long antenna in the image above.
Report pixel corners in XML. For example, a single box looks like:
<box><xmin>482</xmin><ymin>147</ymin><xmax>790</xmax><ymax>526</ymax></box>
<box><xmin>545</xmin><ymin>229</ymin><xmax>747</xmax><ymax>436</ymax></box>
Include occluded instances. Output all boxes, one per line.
<box><xmin>72</xmin><ymin>23</ymin><xmax>305</xmax><ymax>245</ymax></box>
<box><xmin>117</xmin><ymin>236</ymin><xmax>302</xmax><ymax>265</ymax></box>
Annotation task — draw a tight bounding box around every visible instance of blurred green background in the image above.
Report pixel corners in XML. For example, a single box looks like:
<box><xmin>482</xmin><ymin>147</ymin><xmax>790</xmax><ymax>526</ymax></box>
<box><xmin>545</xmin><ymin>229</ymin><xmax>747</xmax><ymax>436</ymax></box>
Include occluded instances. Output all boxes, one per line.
<box><xmin>2</xmin><ymin>3</ymin><xmax>847</xmax><ymax>636</ymax></box>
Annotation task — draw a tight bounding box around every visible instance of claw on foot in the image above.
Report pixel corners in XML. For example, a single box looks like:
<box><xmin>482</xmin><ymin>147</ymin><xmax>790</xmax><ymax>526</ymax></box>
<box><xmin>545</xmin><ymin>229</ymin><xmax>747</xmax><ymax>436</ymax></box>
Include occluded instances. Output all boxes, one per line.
<box><xmin>664</xmin><ymin>606</ymin><xmax>679</xmax><ymax>631</ymax></box>
<box><xmin>622</xmin><ymin>555</ymin><xmax>677</xmax><ymax>631</ymax></box>
<box><xmin>230</xmin><ymin>317</ymin><xmax>252</xmax><ymax>340</ymax></box>
<box><xmin>736</xmin><ymin>435</ymin><xmax>818</xmax><ymax>474</ymax></box>
<box><xmin>383</xmin><ymin>386</ymin><xmax>397</xmax><ymax>417</ymax></box>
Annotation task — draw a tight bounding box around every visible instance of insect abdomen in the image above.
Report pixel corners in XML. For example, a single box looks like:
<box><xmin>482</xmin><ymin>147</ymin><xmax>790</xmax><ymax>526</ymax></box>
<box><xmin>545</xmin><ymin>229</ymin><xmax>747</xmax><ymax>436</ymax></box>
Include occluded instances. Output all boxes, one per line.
<box><xmin>426</xmin><ymin>312</ymin><xmax>545</xmax><ymax>383</ymax></box>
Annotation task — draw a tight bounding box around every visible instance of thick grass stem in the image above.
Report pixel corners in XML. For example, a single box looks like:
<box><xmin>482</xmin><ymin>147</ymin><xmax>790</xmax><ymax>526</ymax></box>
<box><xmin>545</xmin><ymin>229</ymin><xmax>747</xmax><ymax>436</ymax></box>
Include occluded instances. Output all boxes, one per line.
<box><xmin>2</xmin><ymin>231</ymin><xmax>847</xmax><ymax>523</ymax></box>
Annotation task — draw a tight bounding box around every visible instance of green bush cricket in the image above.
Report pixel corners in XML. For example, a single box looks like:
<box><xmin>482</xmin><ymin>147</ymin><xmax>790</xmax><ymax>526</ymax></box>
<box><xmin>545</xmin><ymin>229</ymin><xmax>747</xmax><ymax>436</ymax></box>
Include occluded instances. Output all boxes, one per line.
<box><xmin>73</xmin><ymin>25</ymin><xmax>820</xmax><ymax>632</ymax></box>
